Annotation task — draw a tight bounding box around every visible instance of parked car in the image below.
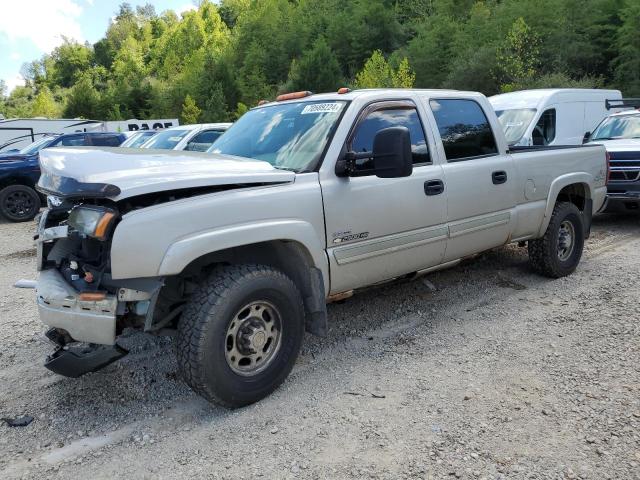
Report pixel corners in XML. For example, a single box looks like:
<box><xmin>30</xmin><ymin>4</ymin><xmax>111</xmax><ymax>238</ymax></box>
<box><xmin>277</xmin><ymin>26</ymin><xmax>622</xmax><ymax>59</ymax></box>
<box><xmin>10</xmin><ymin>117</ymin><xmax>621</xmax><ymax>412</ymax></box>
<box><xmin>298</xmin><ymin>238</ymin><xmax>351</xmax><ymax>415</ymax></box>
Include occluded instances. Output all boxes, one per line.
<box><xmin>586</xmin><ymin>105</ymin><xmax>640</xmax><ymax>212</ymax></box>
<box><xmin>0</xmin><ymin>132</ymin><xmax>126</xmax><ymax>222</ymax></box>
<box><xmin>26</xmin><ymin>88</ymin><xmax>607</xmax><ymax>407</ymax></box>
<box><xmin>490</xmin><ymin>89</ymin><xmax>622</xmax><ymax>147</ymax></box>
<box><xmin>120</xmin><ymin>130</ymin><xmax>158</xmax><ymax>148</ymax></box>
<box><xmin>140</xmin><ymin>123</ymin><xmax>231</xmax><ymax>151</ymax></box>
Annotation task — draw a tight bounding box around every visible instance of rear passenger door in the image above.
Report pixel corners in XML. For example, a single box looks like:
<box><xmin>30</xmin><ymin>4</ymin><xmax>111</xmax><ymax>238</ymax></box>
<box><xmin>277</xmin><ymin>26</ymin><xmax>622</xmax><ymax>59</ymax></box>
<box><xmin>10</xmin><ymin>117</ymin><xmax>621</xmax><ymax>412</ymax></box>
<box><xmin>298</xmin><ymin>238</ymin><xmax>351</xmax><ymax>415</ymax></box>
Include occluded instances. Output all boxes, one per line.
<box><xmin>427</xmin><ymin>98</ymin><xmax>516</xmax><ymax>261</ymax></box>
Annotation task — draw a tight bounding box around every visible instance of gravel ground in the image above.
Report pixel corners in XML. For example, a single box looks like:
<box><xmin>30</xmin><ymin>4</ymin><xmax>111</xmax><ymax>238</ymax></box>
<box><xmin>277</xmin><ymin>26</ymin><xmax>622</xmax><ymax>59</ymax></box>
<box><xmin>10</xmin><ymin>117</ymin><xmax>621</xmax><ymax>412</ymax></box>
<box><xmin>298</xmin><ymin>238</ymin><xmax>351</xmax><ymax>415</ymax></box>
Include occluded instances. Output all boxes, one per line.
<box><xmin>0</xmin><ymin>214</ymin><xmax>639</xmax><ymax>480</ymax></box>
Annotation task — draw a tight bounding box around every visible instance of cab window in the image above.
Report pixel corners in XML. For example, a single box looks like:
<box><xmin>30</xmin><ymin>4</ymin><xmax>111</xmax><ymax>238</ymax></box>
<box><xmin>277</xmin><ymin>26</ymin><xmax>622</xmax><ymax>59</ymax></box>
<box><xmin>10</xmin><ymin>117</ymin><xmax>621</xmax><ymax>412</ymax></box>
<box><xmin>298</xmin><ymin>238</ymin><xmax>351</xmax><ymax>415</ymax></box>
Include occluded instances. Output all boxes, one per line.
<box><xmin>532</xmin><ymin>109</ymin><xmax>556</xmax><ymax>145</ymax></box>
<box><xmin>429</xmin><ymin>99</ymin><xmax>498</xmax><ymax>160</ymax></box>
<box><xmin>350</xmin><ymin>106</ymin><xmax>430</xmax><ymax>172</ymax></box>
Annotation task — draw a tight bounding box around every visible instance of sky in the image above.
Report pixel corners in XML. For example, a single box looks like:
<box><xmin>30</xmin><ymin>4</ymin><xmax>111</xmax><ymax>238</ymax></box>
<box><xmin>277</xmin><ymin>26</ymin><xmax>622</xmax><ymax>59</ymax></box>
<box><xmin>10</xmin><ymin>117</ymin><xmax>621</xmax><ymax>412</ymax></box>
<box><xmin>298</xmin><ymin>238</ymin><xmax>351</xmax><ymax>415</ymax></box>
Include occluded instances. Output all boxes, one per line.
<box><xmin>0</xmin><ymin>0</ymin><xmax>197</xmax><ymax>94</ymax></box>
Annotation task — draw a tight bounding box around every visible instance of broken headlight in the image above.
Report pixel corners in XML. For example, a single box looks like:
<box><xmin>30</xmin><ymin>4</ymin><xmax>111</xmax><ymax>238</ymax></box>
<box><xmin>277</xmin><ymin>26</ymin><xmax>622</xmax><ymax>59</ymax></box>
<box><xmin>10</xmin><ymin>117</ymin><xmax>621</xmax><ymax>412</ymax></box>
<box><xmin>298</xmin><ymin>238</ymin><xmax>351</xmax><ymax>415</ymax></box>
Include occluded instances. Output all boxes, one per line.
<box><xmin>68</xmin><ymin>206</ymin><xmax>116</xmax><ymax>241</ymax></box>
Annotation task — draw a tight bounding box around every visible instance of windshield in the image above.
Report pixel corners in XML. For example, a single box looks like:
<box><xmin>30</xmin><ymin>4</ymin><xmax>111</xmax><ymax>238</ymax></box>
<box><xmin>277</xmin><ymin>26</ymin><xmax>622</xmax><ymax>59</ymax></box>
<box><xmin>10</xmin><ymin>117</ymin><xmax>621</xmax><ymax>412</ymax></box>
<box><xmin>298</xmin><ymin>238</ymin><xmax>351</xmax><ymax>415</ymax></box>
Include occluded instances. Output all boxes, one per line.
<box><xmin>141</xmin><ymin>129</ymin><xmax>190</xmax><ymax>149</ymax></box>
<box><xmin>591</xmin><ymin>114</ymin><xmax>640</xmax><ymax>141</ymax></box>
<box><xmin>121</xmin><ymin>131</ymin><xmax>157</xmax><ymax>148</ymax></box>
<box><xmin>209</xmin><ymin>100</ymin><xmax>347</xmax><ymax>172</ymax></box>
<box><xmin>495</xmin><ymin>108</ymin><xmax>537</xmax><ymax>144</ymax></box>
<box><xmin>19</xmin><ymin>136</ymin><xmax>57</xmax><ymax>154</ymax></box>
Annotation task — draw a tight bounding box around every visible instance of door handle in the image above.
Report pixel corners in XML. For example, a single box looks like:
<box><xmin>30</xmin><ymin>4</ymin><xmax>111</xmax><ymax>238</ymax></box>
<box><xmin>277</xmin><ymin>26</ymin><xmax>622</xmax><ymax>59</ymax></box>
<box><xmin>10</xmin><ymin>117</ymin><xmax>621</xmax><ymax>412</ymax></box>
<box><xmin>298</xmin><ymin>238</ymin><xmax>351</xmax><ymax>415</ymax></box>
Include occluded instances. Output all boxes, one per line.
<box><xmin>424</xmin><ymin>179</ymin><xmax>445</xmax><ymax>196</ymax></box>
<box><xmin>492</xmin><ymin>171</ymin><xmax>508</xmax><ymax>185</ymax></box>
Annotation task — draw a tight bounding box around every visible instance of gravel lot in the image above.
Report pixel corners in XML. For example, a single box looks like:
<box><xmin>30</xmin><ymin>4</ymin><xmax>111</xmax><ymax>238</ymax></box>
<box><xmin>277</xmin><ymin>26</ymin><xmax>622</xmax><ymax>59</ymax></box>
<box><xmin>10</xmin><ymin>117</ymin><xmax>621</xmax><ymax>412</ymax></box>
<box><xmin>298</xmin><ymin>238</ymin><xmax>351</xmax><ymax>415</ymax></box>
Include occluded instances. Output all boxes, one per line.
<box><xmin>0</xmin><ymin>214</ymin><xmax>639</xmax><ymax>480</ymax></box>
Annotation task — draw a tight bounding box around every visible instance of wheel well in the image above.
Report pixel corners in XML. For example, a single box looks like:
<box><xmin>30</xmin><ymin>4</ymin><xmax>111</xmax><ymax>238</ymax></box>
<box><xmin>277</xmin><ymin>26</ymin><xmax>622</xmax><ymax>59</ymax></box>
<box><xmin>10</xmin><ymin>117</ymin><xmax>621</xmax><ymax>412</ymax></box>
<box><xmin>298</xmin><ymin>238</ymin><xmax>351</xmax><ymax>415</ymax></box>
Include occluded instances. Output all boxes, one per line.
<box><xmin>0</xmin><ymin>176</ymin><xmax>36</xmax><ymax>191</ymax></box>
<box><xmin>556</xmin><ymin>183</ymin><xmax>588</xmax><ymax>211</ymax></box>
<box><xmin>168</xmin><ymin>240</ymin><xmax>327</xmax><ymax>335</ymax></box>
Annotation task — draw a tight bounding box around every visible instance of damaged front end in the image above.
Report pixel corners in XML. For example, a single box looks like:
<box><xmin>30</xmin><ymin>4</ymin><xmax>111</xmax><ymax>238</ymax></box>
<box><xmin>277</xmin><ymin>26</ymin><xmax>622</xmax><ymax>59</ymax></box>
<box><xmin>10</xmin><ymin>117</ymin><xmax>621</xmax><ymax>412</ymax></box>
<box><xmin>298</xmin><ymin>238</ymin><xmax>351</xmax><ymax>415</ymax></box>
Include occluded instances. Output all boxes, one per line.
<box><xmin>29</xmin><ymin>192</ymin><xmax>165</xmax><ymax>377</ymax></box>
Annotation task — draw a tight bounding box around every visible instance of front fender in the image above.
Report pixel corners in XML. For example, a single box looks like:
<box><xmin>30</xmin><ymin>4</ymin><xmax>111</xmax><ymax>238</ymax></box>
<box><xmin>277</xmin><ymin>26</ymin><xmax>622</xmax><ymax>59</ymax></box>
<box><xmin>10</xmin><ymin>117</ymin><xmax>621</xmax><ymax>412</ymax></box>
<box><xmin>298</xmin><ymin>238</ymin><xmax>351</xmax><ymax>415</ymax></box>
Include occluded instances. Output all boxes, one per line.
<box><xmin>537</xmin><ymin>173</ymin><xmax>593</xmax><ymax>237</ymax></box>
<box><xmin>158</xmin><ymin>219</ymin><xmax>328</xmax><ymax>281</ymax></box>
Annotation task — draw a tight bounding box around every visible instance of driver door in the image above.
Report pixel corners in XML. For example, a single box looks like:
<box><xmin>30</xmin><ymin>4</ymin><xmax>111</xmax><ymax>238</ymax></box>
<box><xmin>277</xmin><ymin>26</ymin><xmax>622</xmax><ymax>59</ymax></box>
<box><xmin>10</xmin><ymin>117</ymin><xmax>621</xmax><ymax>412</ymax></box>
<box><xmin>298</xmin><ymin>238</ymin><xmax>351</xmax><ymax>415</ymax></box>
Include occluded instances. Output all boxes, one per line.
<box><xmin>321</xmin><ymin>101</ymin><xmax>448</xmax><ymax>294</ymax></box>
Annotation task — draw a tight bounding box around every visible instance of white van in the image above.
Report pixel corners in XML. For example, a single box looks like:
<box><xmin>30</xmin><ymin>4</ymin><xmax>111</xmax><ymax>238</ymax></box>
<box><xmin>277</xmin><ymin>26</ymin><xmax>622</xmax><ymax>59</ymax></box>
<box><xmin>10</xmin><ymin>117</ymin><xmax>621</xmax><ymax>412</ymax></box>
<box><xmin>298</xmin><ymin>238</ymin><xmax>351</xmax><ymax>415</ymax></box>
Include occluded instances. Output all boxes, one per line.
<box><xmin>489</xmin><ymin>89</ymin><xmax>623</xmax><ymax>147</ymax></box>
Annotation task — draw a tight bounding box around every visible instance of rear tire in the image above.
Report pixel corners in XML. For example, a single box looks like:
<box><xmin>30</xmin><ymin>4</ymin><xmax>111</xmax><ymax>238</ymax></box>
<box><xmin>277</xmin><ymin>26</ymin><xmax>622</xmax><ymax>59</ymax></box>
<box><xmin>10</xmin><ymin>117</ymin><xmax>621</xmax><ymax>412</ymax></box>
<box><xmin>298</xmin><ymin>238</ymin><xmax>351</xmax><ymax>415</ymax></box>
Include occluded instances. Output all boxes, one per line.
<box><xmin>177</xmin><ymin>264</ymin><xmax>305</xmax><ymax>408</ymax></box>
<box><xmin>0</xmin><ymin>184</ymin><xmax>41</xmax><ymax>222</ymax></box>
<box><xmin>528</xmin><ymin>202</ymin><xmax>584</xmax><ymax>278</ymax></box>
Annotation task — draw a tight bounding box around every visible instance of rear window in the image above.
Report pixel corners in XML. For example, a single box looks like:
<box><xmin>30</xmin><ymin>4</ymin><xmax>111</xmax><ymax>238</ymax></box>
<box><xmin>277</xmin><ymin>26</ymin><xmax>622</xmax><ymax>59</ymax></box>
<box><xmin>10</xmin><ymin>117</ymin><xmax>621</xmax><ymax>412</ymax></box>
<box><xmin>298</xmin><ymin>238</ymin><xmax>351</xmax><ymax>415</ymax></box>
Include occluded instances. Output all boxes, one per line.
<box><xmin>430</xmin><ymin>99</ymin><xmax>498</xmax><ymax>161</ymax></box>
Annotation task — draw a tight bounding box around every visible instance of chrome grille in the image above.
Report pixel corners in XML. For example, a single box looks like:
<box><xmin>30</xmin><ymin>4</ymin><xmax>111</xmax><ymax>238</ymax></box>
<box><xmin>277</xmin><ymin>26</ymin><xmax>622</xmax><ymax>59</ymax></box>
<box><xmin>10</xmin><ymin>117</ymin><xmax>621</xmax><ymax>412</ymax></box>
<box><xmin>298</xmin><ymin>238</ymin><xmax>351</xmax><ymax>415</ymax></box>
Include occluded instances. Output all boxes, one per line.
<box><xmin>609</xmin><ymin>151</ymin><xmax>640</xmax><ymax>183</ymax></box>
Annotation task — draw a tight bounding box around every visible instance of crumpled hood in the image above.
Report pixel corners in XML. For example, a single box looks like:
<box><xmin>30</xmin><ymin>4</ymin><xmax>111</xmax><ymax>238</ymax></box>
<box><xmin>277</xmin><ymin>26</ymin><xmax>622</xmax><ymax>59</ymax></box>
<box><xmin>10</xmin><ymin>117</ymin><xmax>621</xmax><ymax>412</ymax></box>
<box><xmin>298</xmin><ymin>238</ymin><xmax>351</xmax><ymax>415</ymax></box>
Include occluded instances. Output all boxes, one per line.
<box><xmin>38</xmin><ymin>147</ymin><xmax>295</xmax><ymax>200</ymax></box>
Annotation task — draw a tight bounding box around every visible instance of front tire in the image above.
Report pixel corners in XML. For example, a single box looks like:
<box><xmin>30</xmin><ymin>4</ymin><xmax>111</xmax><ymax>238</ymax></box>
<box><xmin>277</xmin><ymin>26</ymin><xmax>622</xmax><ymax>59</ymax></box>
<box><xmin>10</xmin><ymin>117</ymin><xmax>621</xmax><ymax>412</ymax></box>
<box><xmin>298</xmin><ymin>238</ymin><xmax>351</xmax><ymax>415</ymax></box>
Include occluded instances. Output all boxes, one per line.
<box><xmin>0</xmin><ymin>184</ymin><xmax>41</xmax><ymax>222</ymax></box>
<box><xmin>177</xmin><ymin>264</ymin><xmax>305</xmax><ymax>408</ymax></box>
<box><xmin>528</xmin><ymin>202</ymin><xmax>584</xmax><ymax>278</ymax></box>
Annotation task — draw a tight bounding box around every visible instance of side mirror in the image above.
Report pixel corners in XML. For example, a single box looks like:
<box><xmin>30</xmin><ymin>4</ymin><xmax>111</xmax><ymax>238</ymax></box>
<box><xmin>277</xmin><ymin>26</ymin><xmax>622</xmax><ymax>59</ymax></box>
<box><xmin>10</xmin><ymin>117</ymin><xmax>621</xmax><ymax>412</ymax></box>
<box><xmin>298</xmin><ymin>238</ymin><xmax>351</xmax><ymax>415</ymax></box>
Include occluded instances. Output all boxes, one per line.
<box><xmin>372</xmin><ymin>126</ymin><xmax>413</xmax><ymax>178</ymax></box>
<box><xmin>582</xmin><ymin>131</ymin><xmax>591</xmax><ymax>144</ymax></box>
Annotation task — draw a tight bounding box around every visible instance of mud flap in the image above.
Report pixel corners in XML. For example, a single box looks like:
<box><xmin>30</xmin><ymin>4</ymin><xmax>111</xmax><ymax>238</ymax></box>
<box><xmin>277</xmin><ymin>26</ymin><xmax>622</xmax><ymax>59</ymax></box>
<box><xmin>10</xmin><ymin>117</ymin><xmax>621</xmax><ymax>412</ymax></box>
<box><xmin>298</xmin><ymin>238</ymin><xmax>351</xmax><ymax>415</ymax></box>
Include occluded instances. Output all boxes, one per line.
<box><xmin>305</xmin><ymin>267</ymin><xmax>328</xmax><ymax>336</ymax></box>
<box><xmin>584</xmin><ymin>198</ymin><xmax>593</xmax><ymax>239</ymax></box>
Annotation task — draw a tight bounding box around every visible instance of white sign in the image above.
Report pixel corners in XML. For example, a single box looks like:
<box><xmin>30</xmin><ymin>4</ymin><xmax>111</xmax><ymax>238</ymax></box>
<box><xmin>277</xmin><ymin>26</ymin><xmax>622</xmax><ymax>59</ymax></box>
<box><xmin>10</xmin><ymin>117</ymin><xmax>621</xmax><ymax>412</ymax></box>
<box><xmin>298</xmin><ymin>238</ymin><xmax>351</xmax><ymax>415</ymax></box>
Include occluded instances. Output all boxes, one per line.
<box><xmin>102</xmin><ymin>118</ymin><xmax>179</xmax><ymax>132</ymax></box>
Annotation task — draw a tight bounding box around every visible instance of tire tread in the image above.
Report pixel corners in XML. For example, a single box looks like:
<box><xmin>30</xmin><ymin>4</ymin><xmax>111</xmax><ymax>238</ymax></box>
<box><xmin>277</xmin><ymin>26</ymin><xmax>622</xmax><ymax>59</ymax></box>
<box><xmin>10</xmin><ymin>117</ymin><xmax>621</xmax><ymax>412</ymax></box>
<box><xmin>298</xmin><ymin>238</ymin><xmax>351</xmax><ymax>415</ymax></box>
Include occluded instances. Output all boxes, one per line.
<box><xmin>176</xmin><ymin>264</ymin><xmax>303</xmax><ymax>407</ymax></box>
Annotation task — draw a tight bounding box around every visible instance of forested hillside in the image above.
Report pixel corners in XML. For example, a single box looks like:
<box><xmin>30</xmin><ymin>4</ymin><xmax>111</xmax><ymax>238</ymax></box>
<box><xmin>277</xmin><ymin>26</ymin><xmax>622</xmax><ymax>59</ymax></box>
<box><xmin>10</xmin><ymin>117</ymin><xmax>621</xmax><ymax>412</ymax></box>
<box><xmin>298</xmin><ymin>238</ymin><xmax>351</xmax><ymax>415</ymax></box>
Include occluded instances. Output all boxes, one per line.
<box><xmin>1</xmin><ymin>0</ymin><xmax>639</xmax><ymax>123</ymax></box>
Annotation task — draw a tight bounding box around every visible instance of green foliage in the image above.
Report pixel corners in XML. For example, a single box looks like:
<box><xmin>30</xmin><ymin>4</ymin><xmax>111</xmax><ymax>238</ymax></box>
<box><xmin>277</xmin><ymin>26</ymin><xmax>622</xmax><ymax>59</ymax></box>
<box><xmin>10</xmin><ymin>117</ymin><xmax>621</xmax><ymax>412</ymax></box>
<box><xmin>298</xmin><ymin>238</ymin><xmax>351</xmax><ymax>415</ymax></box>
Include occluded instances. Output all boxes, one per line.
<box><xmin>181</xmin><ymin>94</ymin><xmax>201</xmax><ymax>124</ymax></box>
<box><xmin>392</xmin><ymin>58</ymin><xmax>416</xmax><ymax>88</ymax></box>
<box><xmin>2</xmin><ymin>86</ymin><xmax>36</xmax><ymax>118</ymax></box>
<box><xmin>286</xmin><ymin>38</ymin><xmax>342</xmax><ymax>93</ymax></box>
<box><xmin>496</xmin><ymin>17</ymin><xmax>541</xmax><ymax>93</ymax></box>
<box><xmin>31</xmin><ymin>87</ymin><xmax>60</xmax><ymax>118</ymax></box>
<box><xmin>63</xmin><ymin>75</ymin><xmax>100</xmax><ymax>118</ymax></box>
<box><xmin>234</xmin><ymin>102</ymin><xmax>249</xmax><ymax>120</ymax></box>
<box><xmin>354</xmin><ymin>50</ymin><xmax>415</xmax><ymax>89</ymax></box>
<box><xmin>2</xmin><ymin>0</ymin><xmax>640</xmax><ymax>120</ymax></box>
<box><xmin>613</xmin><ymin>0</ymin><xmax>640</xmax><ymax>96</ymax></box>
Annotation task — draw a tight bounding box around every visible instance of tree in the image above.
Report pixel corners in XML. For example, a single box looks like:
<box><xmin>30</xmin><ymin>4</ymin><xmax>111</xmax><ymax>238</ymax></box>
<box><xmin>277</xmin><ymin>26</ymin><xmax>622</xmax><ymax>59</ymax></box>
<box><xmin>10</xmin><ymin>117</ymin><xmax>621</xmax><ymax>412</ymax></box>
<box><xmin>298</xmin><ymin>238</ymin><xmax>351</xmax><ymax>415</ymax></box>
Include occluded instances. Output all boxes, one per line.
<box><xmin>496</xmin><ymin>17</ymin><xmax>541</xmax><ymax>92</ymax></box>
<box><xmin>406</xmin><ymin>15</ymin><xmax>460</xmax><ymax>88</ymax></box>
<box><xmin>354</xmin><ymin>50</ymin><xmax>394</xmax><ymax>89</ymax></box>
<box><xmin>286</xmin><ymin>38</ymin><xmax>342</xmax><ymax>93</ymax></box>
<box><xmin>50</xmin><ymin>38</ymin><xmax>94</xmax><ymax>88</ymax></box>
<box><xmin>613</xmin><ymin>0</ymin><xmax>640</xmax><ymax>95</ymax></box>
<box><xmin>64</xmin><ymin>75</ymin><xmax>101</xmax><ymax>118</ymax></box>
<box><xmin>3</xmin><ymin>0</ymin><xmax>637</xmax><ymax>121</ymax></box>
<box><xmin>31</xmin><ymin>87</ymin><xmax>60</xmax><ymax>118</ymax></box>
<box><xmin>354</xmin><ymin>50</ymin><xmax>415</xmax><ymax>89</ymax></box>
<box><xmin>0</xmin><ymin>80</ymin><xmax>6</xmax><ymax>117</ymax></box>
<box><xmin>181</xmin><ymin>94</ymin><xmax>201</xmax><ymax>124</ymax></box>
<box><xmin>392</xmin><ymin>58</ymin><xmax>416</xmax><ymax>88</ymax></box>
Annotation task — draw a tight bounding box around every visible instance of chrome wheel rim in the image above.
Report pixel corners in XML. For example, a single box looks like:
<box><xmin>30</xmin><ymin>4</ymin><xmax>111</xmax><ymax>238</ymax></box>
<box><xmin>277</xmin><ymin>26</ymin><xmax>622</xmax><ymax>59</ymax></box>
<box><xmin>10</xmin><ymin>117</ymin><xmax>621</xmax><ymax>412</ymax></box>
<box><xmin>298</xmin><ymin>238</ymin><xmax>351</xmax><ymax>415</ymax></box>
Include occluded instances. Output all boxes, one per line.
<box><xmin>224</xmin><ymin>301</ymin><xmax>282</xmax><ymax>376</ymax></box>
<box><xmin>557</xmin><ymin>220</ymin><xmax>575</xmax><ymax>261</ymax></box>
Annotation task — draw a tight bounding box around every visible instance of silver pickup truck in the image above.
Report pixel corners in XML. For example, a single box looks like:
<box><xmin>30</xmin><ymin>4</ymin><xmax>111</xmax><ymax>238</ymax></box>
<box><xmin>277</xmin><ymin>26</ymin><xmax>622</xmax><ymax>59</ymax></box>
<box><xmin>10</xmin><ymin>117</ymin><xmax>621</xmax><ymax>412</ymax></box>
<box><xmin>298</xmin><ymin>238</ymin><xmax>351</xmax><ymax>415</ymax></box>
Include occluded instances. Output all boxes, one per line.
<box><xmin>25</xmin><ymin>88</ymin><xmax>608</xmax><ymax>407</ymax></box>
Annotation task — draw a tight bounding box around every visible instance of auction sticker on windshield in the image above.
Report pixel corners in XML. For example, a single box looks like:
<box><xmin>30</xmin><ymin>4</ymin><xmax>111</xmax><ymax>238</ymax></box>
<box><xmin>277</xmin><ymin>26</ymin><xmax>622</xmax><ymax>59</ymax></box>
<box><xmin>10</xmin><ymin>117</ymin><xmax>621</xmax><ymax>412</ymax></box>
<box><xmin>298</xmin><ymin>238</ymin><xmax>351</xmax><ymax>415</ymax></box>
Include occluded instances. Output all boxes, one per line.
<box><xmin>301</xmin><ymin>103</ymin><xmax>343</xmax><ymax>114</ymax></box>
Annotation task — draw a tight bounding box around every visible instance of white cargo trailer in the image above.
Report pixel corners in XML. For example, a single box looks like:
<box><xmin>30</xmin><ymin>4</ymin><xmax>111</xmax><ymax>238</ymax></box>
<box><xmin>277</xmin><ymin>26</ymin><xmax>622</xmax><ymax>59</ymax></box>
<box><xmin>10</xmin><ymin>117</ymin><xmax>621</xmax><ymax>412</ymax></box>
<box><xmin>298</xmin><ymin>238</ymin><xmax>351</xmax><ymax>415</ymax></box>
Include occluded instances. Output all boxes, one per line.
<box><xmin>0</xmin><ymin>118</ymin><xmax>102</xmax><ymax>152</ymax></box>
<box><xmin>0</xmin><ymin>118</ymin><xmax>179</xmax><ymax>152</ymax></box>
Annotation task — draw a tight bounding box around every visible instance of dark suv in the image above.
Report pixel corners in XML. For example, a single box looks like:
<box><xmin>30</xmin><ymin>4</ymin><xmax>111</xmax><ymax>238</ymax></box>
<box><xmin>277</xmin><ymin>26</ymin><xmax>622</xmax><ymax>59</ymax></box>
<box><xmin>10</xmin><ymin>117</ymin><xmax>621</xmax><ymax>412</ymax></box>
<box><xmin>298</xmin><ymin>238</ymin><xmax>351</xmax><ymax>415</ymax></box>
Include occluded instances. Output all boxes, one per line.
<box><xmin>0</xmin><ymin>132</ymin><xmax>126</xmax><ymax>222</ymax></box>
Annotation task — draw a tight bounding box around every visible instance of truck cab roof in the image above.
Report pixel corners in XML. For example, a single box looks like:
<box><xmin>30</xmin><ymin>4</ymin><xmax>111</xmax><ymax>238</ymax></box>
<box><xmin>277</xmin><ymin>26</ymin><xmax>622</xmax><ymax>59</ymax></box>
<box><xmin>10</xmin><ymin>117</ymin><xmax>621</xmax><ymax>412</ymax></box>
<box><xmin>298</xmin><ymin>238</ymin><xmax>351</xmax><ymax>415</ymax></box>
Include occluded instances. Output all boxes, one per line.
<box><xmin>258</xmin><ymin>88</ymin><xmax>487</xmax><ymax>107</ymax></box>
